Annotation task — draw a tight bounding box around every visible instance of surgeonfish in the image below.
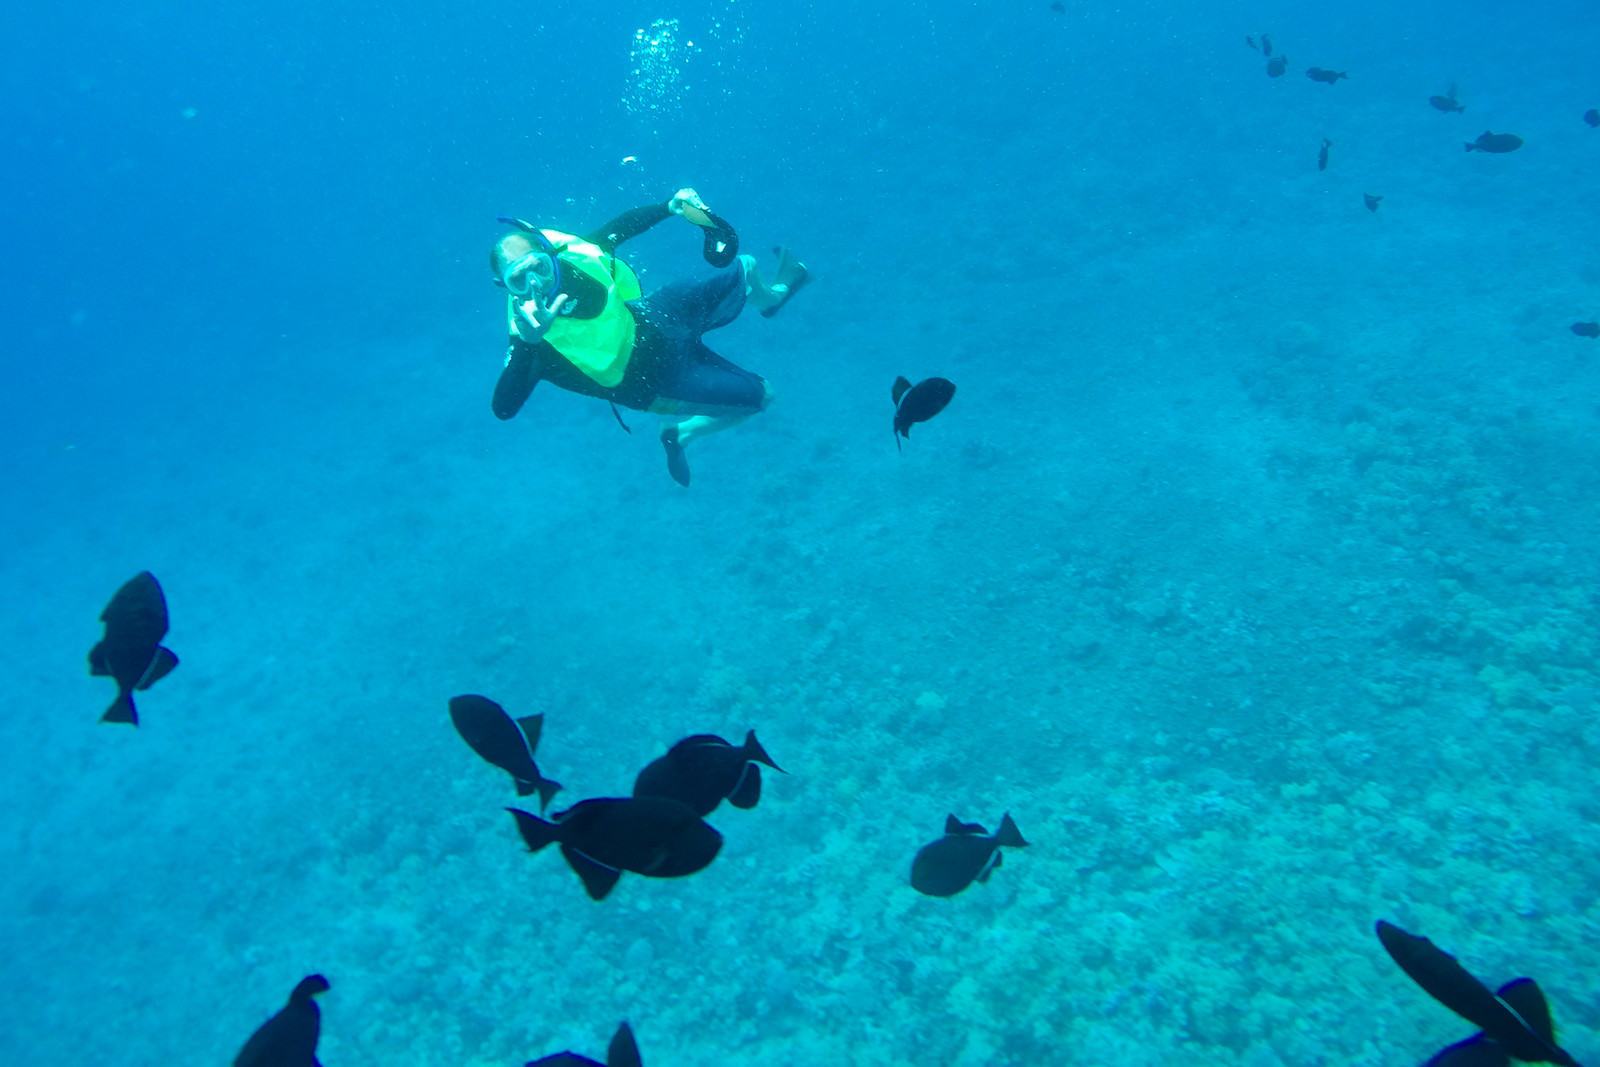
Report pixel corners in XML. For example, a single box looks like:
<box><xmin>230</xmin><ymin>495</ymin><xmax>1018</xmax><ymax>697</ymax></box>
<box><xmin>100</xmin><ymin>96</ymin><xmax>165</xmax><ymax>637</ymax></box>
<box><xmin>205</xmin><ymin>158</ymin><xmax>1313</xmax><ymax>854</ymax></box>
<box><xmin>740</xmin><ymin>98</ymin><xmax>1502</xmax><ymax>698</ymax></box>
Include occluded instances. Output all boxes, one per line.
<box><xmin>449</xmin><ymin>694</ymin><xmax>562</xmax><ymax>810</ymax></box>
<box><xmin>233</xmin><ymin>974</ymin><xmax>330</xmax><ymax>1067</ymax></box>
<box><xmin>910</xmin><ymin>813</ymin><xmax>1028</xmax><ymax>897</ymax></box>
<box><xmin>633</xmin><ymin>730</ymin><xmax>784</xmax><ymax>816</ymax></box>
<box><xmin>89</xmin><ymin>571</ymin><xmax>178</xmax><ymax>726</ymax></box>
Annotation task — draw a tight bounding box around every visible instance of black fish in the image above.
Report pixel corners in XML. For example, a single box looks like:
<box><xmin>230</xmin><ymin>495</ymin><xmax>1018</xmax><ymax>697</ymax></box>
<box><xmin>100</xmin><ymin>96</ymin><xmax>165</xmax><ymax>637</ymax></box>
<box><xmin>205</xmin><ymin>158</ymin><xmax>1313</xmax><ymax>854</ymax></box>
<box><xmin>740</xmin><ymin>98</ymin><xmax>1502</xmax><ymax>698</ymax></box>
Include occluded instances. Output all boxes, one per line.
<box><xmin>1430</xmin><ymin>93</ymin><xmax>1466</xmax><ymax>114</ymax></box>
<box><xmin>1375</xmin><ymin>921</ymin><xmax>1581</xmax><ymax>1067</ymax></box>
<box><xmin>449</xmin><ymin>695</ymin><xmax>562</xmax><ymax>810</ymax></box>
<box><xmin>1465</xmin><ymin>131</ymin><xmax>1523</xmax><ymax>153</ymax></box>
<box><xmin>1050</xmin><ymin>1</ymin><xmax>1065</xmax><ymax>12</ymax></box>
<box><xmin>633</xmin><ymin>730</ymin><xmax>784</xmax><ymax>817</ymax></box>
<box><xmin>910</xmin><ymin>813</ymin><xmax>1027</xmax><ymax>897</ymax></box>
<box><xmin>508</xmin><ymin>796</ymin><xmax>722</xmax><ymax>901</ymax></box>
<box><xmin>1584</xmin><ymin>109</ymin><xmax>1599</xmax><ymax>128</ymax></box>
<box><xmin>233</xmin><ymin>974</ymin><xmax>329</xmax><ymax>1067</ymax></box>
<box><xmin>528</xmin><ymin>1022</ymin><xmax>643</xmax><ymax>1067</ymax></box>
<box><xmin>1364</xmin><ymin>193</ymin><xmax>1383</xmax><ymax>212</ymax></box>
<box><xmin>1572</xmin><ymin>322</ymin><xmax>1599</xmax><ymax>338</ymax></box>
<box><xmin>1318</xmin><ymin>138</ymin><xmax>1332</xmax><ymax>171</ymax></box>
<box><xmin>1260</xmin><ymin>34</ymin><xmax>1273</xmax><ymax>57</ymax></box>
<box><xmin>892</xmin><ymin>376</ymin><xmax>956</xmax><ymax>450</ymax></box>
<box><xmin>1307</xmin><ymin>67</ymin><xmax>1347</xmax><ymax>84</ymax></box>
<box><xmin>1266</xmin><ymin>55</ymin><xmax>1288</xmax><ymax>77</ymax></box>
<box><xmin>88</xmin><ymin>571</ymin><xmax>178</xmax><ymax>726</ymax></box>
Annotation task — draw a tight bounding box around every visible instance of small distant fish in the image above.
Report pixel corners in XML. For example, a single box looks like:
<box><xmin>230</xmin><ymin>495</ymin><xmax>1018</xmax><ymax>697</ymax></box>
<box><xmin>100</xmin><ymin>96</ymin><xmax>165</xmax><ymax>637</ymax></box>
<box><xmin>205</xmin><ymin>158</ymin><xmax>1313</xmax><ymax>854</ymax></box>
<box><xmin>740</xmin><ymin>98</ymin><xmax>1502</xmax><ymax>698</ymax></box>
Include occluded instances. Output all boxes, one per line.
<box><xmin>633</xmin><ymin>730</ymin><xmax>784</xmax><ymax>817</ymax></box>
<box><xmin>1266</xmin><ymin>55</ymin><xmax>1288</xmax><ymax>78</ymax></box>
<box><xmin>892</xmin><ymin>376</ymin><xmax>956</xmax><ymax>450</ymax></box>
<box><xmin>1364</xmin><ymin>193</ymin><xmax>1383</xmax><ymax>212</ymax></box>
<box><xmin>1375</xmin><ymin>921</ymin><xmax>1581</xmax><ymax>1067</ymax></box>
<box><xmin>910</xmin><ymin>813</ymin><xmax>1027</xmax><ymax>897</ymax></box>
<box><xmin>1584</xmin><ymin>109</ymin><xmax>1599</xmax><ymax>128</ymax></box>
<box><xmin>528</xmin><ymin>1022</ymin><xmax>643</xmax><ymax>1067</ymax></box>
<box><xmin>1465</xmin><ymin>131</ymin><xmax>1523</xmax><ymax>153</ymax></box>
<box><xmin>1572</xmin><ymin>322</ymin><xmax>1599</xmax><ymax>338</ymax></box>
<box><xmin>449</xmin><ymin>695</ymin><xmax>562</xmax><ymax>810</ymax></box>
<box><xmin>1307</xmin><ymin>67</ymin><xmax>1347</xmax><ymax>84</ymax></box>
<box><xmin>233</xmin><ymin>974</ymin><xmax>330</xmax><ymax>1067</ymax></box>
<box><xmin>1049</xmin><ymin>1</ymin><xmax>1065</xmax><ymax>12</ymax></box>
<box><xmin>89</xmin><ymin>571</ymin><xmax>178</xmax><ymax>726</ymax></box>
<box><xmin>508</xmin><ymin>796</ymin><xmax>722</xmax><ymax>901</ymax></box>
<box><xmin>1260</xmin><ymin>34</ymin><xmax>1273</xmax><ymax>57</ymax></box>
<box><xmin>1429</xmin><ymin>92</ymin><xmax>1465</xmax><ymax>113</ymax></box>
<box><xmin>1317</xmin><ymin>138</ymin><xmax>1332</xmax><ymax>171</ymax></box>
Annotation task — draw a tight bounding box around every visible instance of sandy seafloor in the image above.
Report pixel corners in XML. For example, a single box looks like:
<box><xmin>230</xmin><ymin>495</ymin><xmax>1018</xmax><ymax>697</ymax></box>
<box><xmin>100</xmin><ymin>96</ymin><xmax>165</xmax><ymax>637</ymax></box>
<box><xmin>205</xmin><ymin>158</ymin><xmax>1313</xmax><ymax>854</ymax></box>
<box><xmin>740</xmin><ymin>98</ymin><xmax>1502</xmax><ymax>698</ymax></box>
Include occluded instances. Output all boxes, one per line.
<box><xmin>5</xmin><ymin>2</ymin><xmax>1600</xmax><ymax>1065</ymax></box>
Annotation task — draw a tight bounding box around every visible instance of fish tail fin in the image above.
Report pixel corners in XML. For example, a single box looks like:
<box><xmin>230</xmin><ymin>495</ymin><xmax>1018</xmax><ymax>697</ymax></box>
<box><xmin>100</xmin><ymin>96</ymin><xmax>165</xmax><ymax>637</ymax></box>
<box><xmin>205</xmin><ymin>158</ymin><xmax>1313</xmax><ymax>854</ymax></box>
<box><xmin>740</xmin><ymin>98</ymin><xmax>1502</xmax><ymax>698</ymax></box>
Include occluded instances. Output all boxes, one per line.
<box><xmin>101</xmin><ymin>691</ymin><xmax>138</xmax><ymax>726</ymax></box>
<box><xmin>995</xmin><ymin>812</ymin><xmax>1028</xmax><ymax>848</ymax></box>
<box><xmin>507</xmin><ymin>807</ymin><xmax>558</xmax><ymax>852</ymax></box>
<box><xmin>1464</xmin><ymin>142</ymin><xmax>1475</xmax><ymax>151</ymax></box>
<box><xmin>535</xmin><ymin>777</ymin><xmax>563</xmax><ymax>813</ymax></box>
<box><xmin>743</xmin><ymin>730</ymin><xmax>785</xmax><ymax>773</ymax></box>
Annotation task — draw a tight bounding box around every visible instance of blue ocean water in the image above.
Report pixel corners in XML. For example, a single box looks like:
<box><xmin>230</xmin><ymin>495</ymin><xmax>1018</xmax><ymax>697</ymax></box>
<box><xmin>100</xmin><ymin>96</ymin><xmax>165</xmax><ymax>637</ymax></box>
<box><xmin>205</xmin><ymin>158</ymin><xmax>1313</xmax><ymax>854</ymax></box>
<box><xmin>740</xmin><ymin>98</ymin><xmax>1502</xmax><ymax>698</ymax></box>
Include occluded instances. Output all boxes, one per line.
<box><xmin>5</xmin><ymin>0</ymin><xmax>1600</xmax><ymax>1061</ymax></box>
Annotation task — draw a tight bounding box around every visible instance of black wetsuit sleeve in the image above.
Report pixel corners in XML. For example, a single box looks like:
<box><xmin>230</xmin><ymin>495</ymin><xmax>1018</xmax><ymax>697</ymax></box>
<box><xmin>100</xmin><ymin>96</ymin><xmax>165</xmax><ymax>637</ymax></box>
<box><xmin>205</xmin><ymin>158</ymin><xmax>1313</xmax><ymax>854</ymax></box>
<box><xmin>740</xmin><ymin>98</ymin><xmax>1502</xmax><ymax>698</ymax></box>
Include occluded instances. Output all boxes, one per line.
<box><xmin>585</xmin><ymin>203</ymin><xmax>673</xmax><ymax>254</ymax></box>
<box><xmin>493</xmin><ymin>337</ymin><xmax>548</xmax><ymax>420</ymax></box>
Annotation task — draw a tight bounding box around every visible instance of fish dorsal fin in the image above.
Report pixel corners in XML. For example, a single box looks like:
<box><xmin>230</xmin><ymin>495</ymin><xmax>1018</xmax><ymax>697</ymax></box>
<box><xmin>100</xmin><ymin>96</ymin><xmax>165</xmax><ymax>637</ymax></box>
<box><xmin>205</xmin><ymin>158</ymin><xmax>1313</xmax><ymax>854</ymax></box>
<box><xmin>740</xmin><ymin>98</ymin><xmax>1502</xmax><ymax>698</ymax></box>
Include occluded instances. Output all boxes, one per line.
<box><xmin>1496</xmin><ymin>978</ymin><xmax>1554</xmax><ymax>1043</ymax></box>
<box><xmin>517</xmin><ymin>713</ymin><xmax>545</xmax><ymax>754</ymax></box>
<box><xmin>562</xmin><ymin>844</ymin><xmax>624</xmax><ymax>901</ymax></box>
<box><xmin>88</xmin><ymin>641</ymin><xmax>110</xmax><ymax>676</ymax></box>
<box><xmin>994</xmin><ymin>812</ymin><xmax>1028</xmax><ymax>848</ymax></box>
<box><xmin>893</xmin><ymin>376</ymin><xmax>912</xmax><ymax>406</ymax></box>
<box><xmin>290</xmin><ymin>974</ymin><xmax>331</xmax><ymax>1003</ymax></box>
<box><xmin>608</xmin><ymin>1021</ymin><xmax>642</xmax><ymax>1067</ymax></box>
<box><xmin>944</xmin><ymin>815</ymin><xmax>987</xmax><ymax>836</ymax></box>
<box><xmin>137</xmin><ymin>647</ymin><xmax>179</xmax><ymax>690</ymax></box>
<box><xmin>727</xmin><ymin>765</ymin><xmax>762</xmax><ymax>809</ymax></box>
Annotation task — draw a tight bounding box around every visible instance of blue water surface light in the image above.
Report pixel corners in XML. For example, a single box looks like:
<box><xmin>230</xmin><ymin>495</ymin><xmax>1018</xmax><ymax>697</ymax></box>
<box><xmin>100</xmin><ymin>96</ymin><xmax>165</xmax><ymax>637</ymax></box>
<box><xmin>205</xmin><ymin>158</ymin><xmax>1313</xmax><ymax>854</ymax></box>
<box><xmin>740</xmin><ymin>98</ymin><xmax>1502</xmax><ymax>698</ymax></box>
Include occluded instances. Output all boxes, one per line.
<box><xmin>4</xmin><ymin>0</ymin><xmax>1600</xmax><ymax>1062</ymax></box>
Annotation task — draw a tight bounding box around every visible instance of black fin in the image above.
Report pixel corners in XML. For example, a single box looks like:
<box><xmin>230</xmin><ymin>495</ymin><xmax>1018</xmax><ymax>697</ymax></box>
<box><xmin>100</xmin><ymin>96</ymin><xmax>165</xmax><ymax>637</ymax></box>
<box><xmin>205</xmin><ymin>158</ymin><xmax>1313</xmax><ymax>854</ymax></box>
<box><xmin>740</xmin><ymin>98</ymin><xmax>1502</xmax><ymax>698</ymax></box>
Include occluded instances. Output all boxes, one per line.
<box><xmin>137</xmin><ymin>647</ymin><xmax>178</xmax><ymax>690</ymax></box>
<box><xmin>562</xmin><ymin>844</ymin><xmax>623</xmax><ymax>901</ymax></box>
<box><xmin>893</xmin><ymin>376</ymin><xmax>913</xmax><ymax>406</ymax></box>
<box><xmin>290</xmin><ymin>974</ymin><xmax>331</xmax><ymax>1003</ymax></box>
<box><xmin>994</xmin><ymin>812</ymin><xmax>1028</xmax><ymax>848</ymax></box>
<box><xmin>101</xmin><ymin>691</ymin><xmax>138</xmax><ymax>726</ymax></box>
<box><xmin>608</xmin><ymin>1022</ymin><xmax>642</xmax><ymax>1067</ymax></box>
<box><xmin>1496</xmin><ymin>978</ymin><xmax>1554</xmax><ymax>1043</ymax></box>
<box><xmin>977</xmin><ymin>851</ymin><xmax>1004</xmax><ymax>882</ymax></box>
<box><xmin>88</xmin><ymin>641</ymin><xmax>110</xmax><ymax>676</ymax></box>
<box><xmin>609</xmin><ymin>402</ymin><xmax>632</xmax><ymax>433</ymax></box>
<box><xmin>1423</xmin><ymin>1034</ymin><xmax>1509</xmax><ymax>1067</ymax></box>
<box><xmin>945</xmin><ymin>815</ymin><xmax>987</xmax><ymax>836</ymax></box>
<box><xmin>727</xmin><ymin>765</ymin><xmax>762</xmax><ymax>809</ymax></box>
<box><xmin>514</xmin><ymin>778</ymin><xmax>538</xmax><ymax>798</ymax></box>
<box><xmin>535</xmin><ymin>777</ymin><xmax>563</xmax><ymax>813</ymax></box>
<box><xmin>516</xmin><ymin>713</ymin><xmax>545</xmax><ymax>754</ymax></box>
<box><xmin>741</xmin><ymin>729</ymin><xmax>784</xmax><ymax>772</ymax></box>
<box><xmin>507</xmin><ymin>808</ymin><xmax>558</xmax><ymax>852</ymax></box>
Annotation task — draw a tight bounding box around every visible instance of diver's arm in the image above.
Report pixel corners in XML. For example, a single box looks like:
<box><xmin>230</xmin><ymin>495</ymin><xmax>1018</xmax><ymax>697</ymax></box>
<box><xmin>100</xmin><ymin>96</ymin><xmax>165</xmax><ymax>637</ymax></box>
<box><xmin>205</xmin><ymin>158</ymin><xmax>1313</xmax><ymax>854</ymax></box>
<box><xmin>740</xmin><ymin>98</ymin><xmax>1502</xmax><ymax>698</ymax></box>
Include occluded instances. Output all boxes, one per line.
<box><xmin>586</xmin><ymin>190</ymin><xmax>739</xmax><ymax>267</ymax></box>
<box><xmin>493</xmin><ymin>336</ymin><xmax>546</xmax><ymax>420</ymax></box>
<box><xmin>586</xmin><ymin>203</ymin><xmax>673</xmax><ymax>253</ymax></box>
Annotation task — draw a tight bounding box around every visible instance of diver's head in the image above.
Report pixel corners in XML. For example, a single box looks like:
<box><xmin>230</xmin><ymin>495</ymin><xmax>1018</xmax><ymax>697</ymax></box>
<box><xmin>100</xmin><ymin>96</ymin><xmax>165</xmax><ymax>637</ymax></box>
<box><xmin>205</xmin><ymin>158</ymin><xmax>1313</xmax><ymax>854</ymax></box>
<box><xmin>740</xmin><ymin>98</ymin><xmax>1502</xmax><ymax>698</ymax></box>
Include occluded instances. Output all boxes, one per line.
<box><xmin>490</xmin><ymin>233</ymin><xmax>556</xmax><ymax>298</ymax></box>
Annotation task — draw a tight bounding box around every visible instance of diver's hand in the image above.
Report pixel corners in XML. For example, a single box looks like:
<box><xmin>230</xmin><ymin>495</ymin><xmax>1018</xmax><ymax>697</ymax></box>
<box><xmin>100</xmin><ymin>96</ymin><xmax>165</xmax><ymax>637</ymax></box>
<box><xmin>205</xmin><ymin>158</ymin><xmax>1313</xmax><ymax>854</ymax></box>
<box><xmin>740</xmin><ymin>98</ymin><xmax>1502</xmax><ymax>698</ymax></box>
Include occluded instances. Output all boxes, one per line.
<box><xmin>514</xmin><ymin>293</ymin><xmax>569</xmax><ymax>342</ymax></box>
<box><xmin>668</xmin><ymin>187</ymin><xmax>715</xmax><ymax>228</ymax></box>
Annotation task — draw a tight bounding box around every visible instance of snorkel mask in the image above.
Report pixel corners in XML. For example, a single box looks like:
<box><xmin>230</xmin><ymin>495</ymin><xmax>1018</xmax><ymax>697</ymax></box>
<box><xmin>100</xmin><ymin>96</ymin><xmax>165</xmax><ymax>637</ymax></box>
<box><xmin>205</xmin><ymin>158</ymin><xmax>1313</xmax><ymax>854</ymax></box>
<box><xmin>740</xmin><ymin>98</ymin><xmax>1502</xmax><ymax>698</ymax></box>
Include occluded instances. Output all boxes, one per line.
<box><xmin>495</xmin><ymin>217</ymin><xmax>564</xmax><ymax>301</ymax></box>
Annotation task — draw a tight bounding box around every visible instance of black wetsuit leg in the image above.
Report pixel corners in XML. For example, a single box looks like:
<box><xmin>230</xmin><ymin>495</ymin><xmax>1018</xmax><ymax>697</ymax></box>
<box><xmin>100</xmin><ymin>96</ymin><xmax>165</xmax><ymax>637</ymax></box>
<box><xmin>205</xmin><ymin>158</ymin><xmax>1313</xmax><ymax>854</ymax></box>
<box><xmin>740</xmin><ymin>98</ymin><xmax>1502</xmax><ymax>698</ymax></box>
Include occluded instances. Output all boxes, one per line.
<box><xmin>629</xmin><ymin>264</ymin><xmax>767</xmax><ymax>417</ymax></box>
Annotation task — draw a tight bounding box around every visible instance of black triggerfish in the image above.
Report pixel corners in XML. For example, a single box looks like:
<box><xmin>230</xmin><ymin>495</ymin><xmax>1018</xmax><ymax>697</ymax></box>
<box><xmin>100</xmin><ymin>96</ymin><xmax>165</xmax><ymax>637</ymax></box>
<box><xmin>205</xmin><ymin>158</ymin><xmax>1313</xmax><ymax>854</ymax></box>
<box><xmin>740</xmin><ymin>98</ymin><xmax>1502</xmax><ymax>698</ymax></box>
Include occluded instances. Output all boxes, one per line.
<box><xmin>449</xmin><ymin>695</ymin><xmax>563</xmax><ymax>810</ymax></box>
<box><xmin>1465</xmin><ymin>131</ymin><xmax>1523</xmax><ymax>153</ymax></box>
<box><xmin>1375</xmin><ymin>920</ymin><xmax>1581</xmax><ymax>1067</ymax></box>
<box><xmin>527</xmin><ymin>1021</ymin><xmax>643</xmax><ymax>1067</ymax></box>
<box><xmin>633</xmin><ymin>731</ymin><xmax>784</xmax><ymax>816</ymax></box>
<box><xmin>508</xmin><ymin>796</ymin><xmax>722</xmax><ymax>901</ymax></box>
<box><xmin>89</xmin><ymin>571</ymin><xmax>178</xmax><ymax>726</ymax></box>
<box><xmin>911</xmin><ymin>813</ymin><xmax>1027</xmax><ymax>897</ymax></box>
<box><xmin>233</xmin><ymin>974</ymin><xmax>330</xmax><ymax>1067</ymax></box>
<box><xmin>1307</xmin><ymin>67</ymin><xmax>1347</xmax><ymax>84</ymax></box>
<box><xmin>1571</xmin><ymin>322</ymin><xmax>1599</xmax><ymax>338</ymax></box>
<box><xmin>893</xmin><ymin>376</ymin><xmax>956</xmax><ymax>450</ymax></box>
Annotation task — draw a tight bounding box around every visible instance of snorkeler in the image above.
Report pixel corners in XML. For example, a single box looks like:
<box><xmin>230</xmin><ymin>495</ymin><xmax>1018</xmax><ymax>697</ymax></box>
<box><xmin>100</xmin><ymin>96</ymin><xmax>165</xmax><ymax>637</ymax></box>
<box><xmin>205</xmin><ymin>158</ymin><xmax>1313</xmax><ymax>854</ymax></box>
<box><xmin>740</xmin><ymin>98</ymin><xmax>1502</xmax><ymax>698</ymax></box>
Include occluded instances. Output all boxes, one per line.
<box><xmin>488</xmin><ymin>189</ymin><xmax>808</xmax><ymax>487</ymax></box>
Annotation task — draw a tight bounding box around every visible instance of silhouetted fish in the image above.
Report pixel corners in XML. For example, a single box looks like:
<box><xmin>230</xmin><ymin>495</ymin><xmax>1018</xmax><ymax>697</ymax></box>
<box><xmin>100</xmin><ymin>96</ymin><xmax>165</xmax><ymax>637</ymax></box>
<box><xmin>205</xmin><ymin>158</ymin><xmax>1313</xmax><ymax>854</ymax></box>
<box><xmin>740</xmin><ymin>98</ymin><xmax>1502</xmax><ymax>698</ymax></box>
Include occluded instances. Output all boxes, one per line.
<box><xmin>234</xmin><ymin>974</ymin><xmax>329</xmax><ymax>1067</ymax></box>
<box><xmin>508</xmin><ymin>796</ymin><xmax>722</xmax><ymax>901</ymax></box>
<box><xmin>1260</xmin><ymin>34</ymin><xmax>1273</xmax><ymax>57</ymax></box>
<box><xmin>1266</xmin><ymin>55</ymin><xmax>1288</xmax><ymax>77</ymax></box>
<box><xmin>1465</xmin><ymin>131</ymin><xmax>1523</xmax><ymax>153</ymax></box>
<box><xmin>1572</xmin><ymin>322</ymin><xmax>1599</xmax><ymax>338</ymax></box>
<box><xmin>893</xmin><ymin>376</ymin><xmax>956</xmax><ymax>451</ymax></box>
<box><xmin>1307</xmin><ymin>67</ymin><xmax>1347</xmax><ymax>84</ymax></box>
<box><xmin>449</xmin><ymin>695</ymin><xmax>562</xmax><ymax>810</ymax></box>
<box><xmin>1430</xmin><ymin>92</ymin><xmax>1466</xmax><ymax>113</ymax></box>
<box><xmin>633</xmin><ymin>731</ymin><xmax>784</xmax><ymax>816</ymax></box>
<box><xmin>89</xmin><ymin>571</ymin><xmax>178</xmax><ymax>726</ymax></box>
<box><xmin>1375</xmin><ymin>921</ymin><xmax>1581</xmax><ymax>1067</ymax></box>
<box><xmin>1364</xmin><ymin>193</ymin><xmax>1383</xmax><ymax>212</ymax></box>
<box><xmin>528</xmin><ymin>1022</ymin><xmax>643</xmax><ymax>1067</ymax></box>
<box><xmin>1585</xmin><ymin>109</ymin><xmax>1599</xmax><ymax>128</ymax></box>
<box><xmin>1049</xmin><ymin>1</ymin><xmax>1065</xmax><ymax>12</ymax></box>
<box><xmin>1318</xmin><ymin>138</ymin><xmax>1332</xmax><ymax>171</ymax></box>
<box><xmin>910</xmin><ymin>813</ymin><xmax>1027</xmax><ymax>897</ymax></box>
